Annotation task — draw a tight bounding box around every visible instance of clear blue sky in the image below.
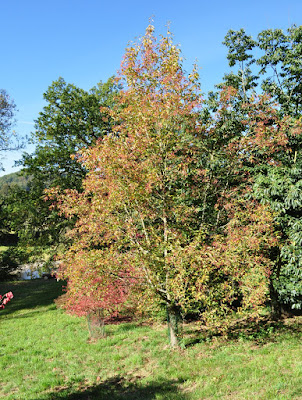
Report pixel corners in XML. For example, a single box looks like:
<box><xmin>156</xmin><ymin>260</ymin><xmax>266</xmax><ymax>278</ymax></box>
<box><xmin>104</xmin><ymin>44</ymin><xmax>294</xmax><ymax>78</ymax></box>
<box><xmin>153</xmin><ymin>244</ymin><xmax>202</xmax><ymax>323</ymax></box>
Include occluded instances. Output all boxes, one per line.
<box><xmin>1</xmin><ymin>0</ymin><xmax>302</xmax><ymax>176</ymax></box>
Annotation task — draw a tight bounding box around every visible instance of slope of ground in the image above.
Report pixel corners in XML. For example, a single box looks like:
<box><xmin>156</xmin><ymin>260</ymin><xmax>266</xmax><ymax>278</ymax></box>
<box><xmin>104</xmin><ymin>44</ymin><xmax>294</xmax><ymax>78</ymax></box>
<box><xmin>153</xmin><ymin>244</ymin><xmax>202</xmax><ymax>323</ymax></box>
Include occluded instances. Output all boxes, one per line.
<box><xmin>0</xmin><ymin>280</ymin><xmax>302</xmax><ymax>399</ymax></box>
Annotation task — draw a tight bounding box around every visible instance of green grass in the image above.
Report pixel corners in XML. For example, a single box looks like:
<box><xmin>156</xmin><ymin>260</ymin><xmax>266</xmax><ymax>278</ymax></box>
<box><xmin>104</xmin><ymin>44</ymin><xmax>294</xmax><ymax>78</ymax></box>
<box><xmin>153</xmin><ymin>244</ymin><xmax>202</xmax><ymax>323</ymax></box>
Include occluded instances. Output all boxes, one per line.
<box><xmin>1</xmin><ymin>280</ymin><xmax>302</xmax><ymax>399</ymax></box>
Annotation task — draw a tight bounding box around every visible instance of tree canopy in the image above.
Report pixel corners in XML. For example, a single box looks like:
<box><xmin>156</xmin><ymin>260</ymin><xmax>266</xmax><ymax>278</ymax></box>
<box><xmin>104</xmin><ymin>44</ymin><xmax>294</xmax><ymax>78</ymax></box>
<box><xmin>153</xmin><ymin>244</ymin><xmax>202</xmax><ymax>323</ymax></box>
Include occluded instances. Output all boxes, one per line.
<box><xmin>220</xmin><ymin>24</ymin><xmax>302</xmax><ymax>313</ymax></box>
<box><xmin>0</xmin><ymin>89</ymin><xmax>21</xmax><ymax>169</ymax></box>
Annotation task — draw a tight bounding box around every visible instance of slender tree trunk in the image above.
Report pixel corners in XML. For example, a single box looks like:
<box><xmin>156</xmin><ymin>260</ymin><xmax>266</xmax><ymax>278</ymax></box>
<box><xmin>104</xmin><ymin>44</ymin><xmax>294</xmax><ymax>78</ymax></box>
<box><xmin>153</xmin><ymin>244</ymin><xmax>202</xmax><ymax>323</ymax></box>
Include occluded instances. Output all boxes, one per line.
<box><xmin>167</xmin><ymin>305</ymin><xmax>182</xmax><ymax>348</ymax></box>
<box><xmin>87</xmin><ymin>309</ymin><xmax>106</xmax><ymax>339</ymax></box>
<box><xmin>269</xmin><ymin>280</ymin><xmax>282</xmax><ymax>320</ymax></box>
<box><xmin>269</xmin><ymin>254</ymin><xmax>282</xmax><ymax>320</ymax></box>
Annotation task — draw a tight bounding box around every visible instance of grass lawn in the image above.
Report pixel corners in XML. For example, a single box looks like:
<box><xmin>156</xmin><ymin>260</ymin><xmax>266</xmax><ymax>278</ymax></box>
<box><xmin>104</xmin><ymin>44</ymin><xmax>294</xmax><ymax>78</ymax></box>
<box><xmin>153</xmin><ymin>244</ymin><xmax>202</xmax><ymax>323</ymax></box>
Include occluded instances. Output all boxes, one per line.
<box><xmin>0</xmin><ymin>280</ymin><xmax>302</xmax><ymax>399</ymax></box>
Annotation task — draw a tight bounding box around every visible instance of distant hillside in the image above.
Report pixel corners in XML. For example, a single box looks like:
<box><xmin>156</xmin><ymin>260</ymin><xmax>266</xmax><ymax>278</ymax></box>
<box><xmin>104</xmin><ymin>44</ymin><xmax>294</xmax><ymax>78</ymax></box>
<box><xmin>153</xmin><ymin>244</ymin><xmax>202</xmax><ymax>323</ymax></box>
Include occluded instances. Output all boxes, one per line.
<box><xmin>0</xmin><ymin>171</ymin><xmax>31</xmax><ymax>197</ymax></box>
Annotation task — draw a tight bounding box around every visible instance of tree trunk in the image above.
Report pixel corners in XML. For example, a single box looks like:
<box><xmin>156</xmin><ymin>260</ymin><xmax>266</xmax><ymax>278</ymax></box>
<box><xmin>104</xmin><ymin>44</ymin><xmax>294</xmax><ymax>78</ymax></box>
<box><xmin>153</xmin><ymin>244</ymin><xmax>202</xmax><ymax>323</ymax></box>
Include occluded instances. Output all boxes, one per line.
<box><xmin>269</xmin><ymin>280</ymin><xmax>282</xmax><ymax>320</ymax></box>
<box><xmin>269</xmin><ymin>255</ymin><xmax>282</xmax><ymax>320</ymax></box>
<box><xmin>167</xmin><ymin>305</ymin><xmax>182</xmax><ymax>348</ymax></box>
<box><xmin>87</xmin><ymin>309</ymin><xmax>106</xmax><ymax>339</ymax></box>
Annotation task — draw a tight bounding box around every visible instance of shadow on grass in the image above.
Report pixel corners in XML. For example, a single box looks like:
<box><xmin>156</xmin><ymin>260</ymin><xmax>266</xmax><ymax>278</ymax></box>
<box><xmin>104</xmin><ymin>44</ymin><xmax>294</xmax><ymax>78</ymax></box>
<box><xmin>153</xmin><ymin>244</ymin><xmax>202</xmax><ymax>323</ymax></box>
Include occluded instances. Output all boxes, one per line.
<box><xmin>114</xmin><ymin>323</ymin><xmax>140</xmax><ymax>332</ymax></box>
<box><xmin>38</xmin><ymin>375</ymin><xmax>187</xmax><ymax>400</ymax></box>
<box><xmin>2</xmin><ymin>307</ymin><xmax>59</xmax><ymax>321</ymax></box>
<box><xmin>184</xmin><ymin>314</ymin><xmax>302</xmax><ymax>347</ymax></box>
<box><xmin>224</xmin><ymin>315</ymin><xmax>302</xmax><ymax>343</ymax></box>
<box><xmin>0</xmin><ymin>279</ymin><xmax>64</xmax><ymax>317</ymax></box>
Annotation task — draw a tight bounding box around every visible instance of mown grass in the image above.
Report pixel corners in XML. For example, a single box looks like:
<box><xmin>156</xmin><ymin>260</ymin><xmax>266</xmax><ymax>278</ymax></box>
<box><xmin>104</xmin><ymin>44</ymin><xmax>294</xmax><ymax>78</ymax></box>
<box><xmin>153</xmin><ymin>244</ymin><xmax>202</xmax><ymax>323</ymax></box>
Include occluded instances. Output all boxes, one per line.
<box><xmin>1</xmin><ymin>280</ymin><xmax>302</xmax><ymax>399</ymax></box>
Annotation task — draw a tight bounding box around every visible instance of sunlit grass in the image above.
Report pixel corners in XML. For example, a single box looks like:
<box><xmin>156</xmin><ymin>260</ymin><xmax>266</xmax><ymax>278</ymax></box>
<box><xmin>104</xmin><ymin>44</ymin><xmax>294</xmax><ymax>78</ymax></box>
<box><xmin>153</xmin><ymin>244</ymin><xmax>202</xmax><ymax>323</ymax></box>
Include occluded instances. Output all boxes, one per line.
<box><xmin>0</xmin><ymin>280</ymin><xmax>302</xmax><ymax>399</ymax></box>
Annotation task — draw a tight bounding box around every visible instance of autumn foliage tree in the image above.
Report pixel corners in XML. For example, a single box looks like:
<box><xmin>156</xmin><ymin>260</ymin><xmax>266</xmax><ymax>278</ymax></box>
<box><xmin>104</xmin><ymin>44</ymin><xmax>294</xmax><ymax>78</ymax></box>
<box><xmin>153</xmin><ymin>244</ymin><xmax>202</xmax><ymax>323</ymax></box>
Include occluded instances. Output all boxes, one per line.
<box><xmin>52</xmin><ymin>25</ymin><xmax>300</xmax><ymax>346</ymax></box>
<box><xmin>53</xmin><ymin>25</ymin><xmax>207</xmax><ymax>346</ymax></box>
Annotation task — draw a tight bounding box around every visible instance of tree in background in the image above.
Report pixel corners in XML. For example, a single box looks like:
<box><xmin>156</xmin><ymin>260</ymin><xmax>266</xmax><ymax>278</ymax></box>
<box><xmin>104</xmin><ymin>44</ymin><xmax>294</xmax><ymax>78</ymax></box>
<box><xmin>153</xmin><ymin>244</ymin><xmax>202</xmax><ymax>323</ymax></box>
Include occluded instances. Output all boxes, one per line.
<box><xmin>6</xmin><ymin>77</ymin><xmax>119</xmax><ymax>264</ymax></box>
<box><xmin>0</xmin><ymin>89</ymin><xmax>22</xmax><ymax>170</ymax></box>
<box><xmin>0</xmin><ymin>89</ymin><xmax>20</xmax><ymax>280</ymax></box>
<box><xmin>21</xmin><ymin>77</ymin><xmax>118</xmax><ymax>190</ymax></box>
<box><xmin>220</xmin><ymin>25</ymin><xmax>302</xmax><ymax>314</ymax></box>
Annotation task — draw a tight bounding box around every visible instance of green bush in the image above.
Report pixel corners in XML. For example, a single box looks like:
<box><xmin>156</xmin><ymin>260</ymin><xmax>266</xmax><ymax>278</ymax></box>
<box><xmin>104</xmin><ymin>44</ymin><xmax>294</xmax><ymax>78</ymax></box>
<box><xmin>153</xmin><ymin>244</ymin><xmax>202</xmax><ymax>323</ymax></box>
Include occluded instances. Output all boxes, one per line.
<box><xmin>0</xmin><ymin>249</ymin><xmax>19</xmax><ymax>280</ymax></box>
